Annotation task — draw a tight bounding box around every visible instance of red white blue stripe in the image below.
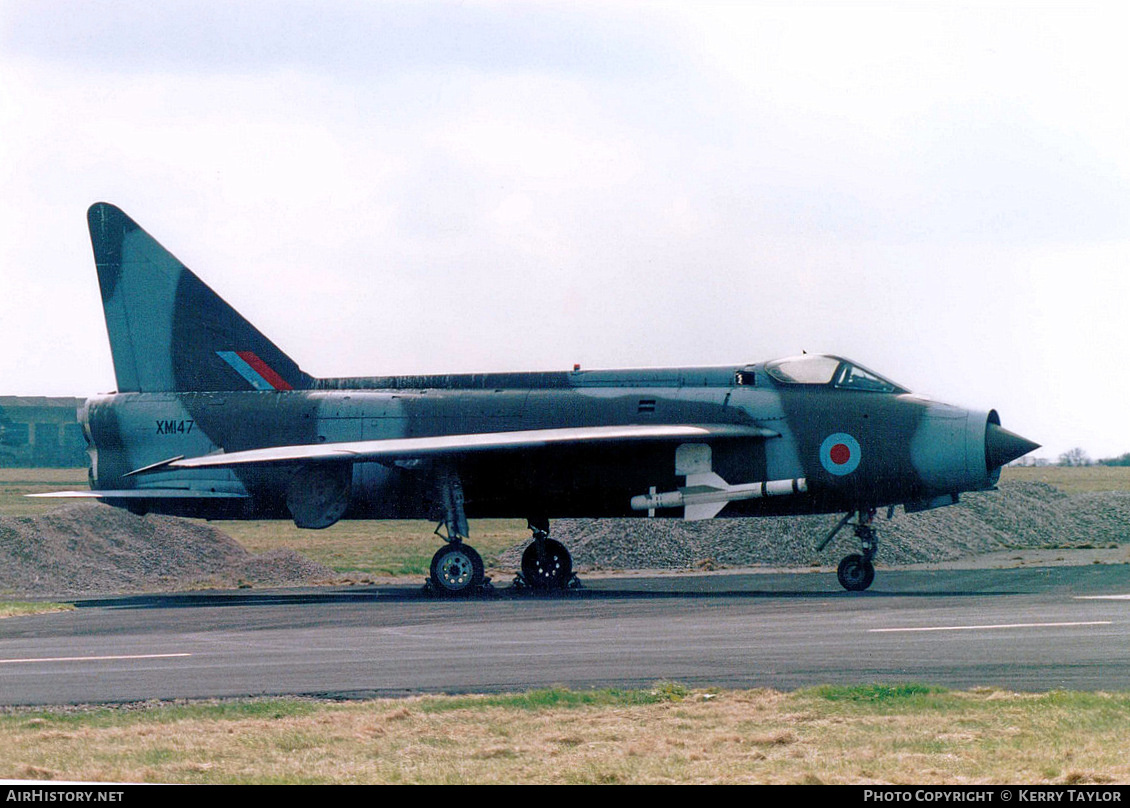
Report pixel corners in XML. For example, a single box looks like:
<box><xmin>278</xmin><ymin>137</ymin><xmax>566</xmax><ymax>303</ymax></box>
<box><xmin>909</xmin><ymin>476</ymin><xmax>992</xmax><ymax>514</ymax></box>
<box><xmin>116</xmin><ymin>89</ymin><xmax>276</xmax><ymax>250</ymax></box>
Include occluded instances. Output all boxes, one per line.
<box><xmin>216</xmin><ymin>351</ymin><xmax>293</xmax><ymax>391</ymax></box>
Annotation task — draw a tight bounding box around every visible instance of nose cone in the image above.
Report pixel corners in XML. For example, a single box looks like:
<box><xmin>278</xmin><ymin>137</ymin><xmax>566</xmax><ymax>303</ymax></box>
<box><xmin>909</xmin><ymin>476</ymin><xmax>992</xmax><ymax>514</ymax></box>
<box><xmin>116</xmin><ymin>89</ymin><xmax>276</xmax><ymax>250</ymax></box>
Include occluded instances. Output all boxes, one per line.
<box><xmin>985</xmin><ymin>422</ymin><xmax>1040</xmax><ymax>470</ymax></box>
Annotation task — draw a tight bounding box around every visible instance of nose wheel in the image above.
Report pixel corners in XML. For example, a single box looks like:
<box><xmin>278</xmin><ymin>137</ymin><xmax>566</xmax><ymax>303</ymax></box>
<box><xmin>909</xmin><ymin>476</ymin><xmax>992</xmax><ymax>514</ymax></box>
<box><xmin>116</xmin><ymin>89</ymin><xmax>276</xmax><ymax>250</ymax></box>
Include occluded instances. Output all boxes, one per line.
<box><xmin>820</xmin><ymin>508</ymin><xmax>880</xmax><ymax>592</ymax></box>
<box><xmin>837</xmin><ymin>553</ymin><xmax>875</xmax><ymax>592</ymax></box>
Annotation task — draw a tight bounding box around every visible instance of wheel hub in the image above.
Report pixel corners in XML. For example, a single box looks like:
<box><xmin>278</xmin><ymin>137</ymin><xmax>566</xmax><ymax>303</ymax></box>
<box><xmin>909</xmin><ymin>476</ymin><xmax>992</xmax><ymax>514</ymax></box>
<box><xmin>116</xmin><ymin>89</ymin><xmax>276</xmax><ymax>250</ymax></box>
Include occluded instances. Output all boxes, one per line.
<box><xmin>842</xmin><ymin>562</ymin><xmax>865</xmax><ymax>586</ymax></box>
<box><xmin>430</xmin><ymin>543</ymin><xmax>484</xmax><ymax>596</ymax></box>
<box><xmin>531</xmin><ymin>552</ymin><xmax>562</xmax><ymax>581</ymax></box>
<box><xmin>438</xmin><ymin>551</ymin><xmax>473</xmax><ymax>588</ymax></box>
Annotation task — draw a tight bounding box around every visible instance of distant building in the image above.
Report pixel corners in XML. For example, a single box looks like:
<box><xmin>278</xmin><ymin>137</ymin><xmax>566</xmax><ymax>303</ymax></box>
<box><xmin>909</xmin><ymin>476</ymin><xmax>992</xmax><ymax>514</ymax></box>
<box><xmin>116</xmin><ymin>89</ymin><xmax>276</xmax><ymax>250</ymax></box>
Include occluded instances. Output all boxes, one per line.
<box><xmin>0</xmin><ymin>397</ymin><xmax>87</xmax><ymax>467</ymax></box>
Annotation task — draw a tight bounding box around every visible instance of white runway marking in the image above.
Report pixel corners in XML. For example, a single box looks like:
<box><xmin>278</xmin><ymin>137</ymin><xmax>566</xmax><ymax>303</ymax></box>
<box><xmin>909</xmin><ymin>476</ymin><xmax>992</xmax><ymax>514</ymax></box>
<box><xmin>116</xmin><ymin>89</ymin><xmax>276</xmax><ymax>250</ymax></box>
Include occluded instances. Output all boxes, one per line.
<box><xmin>869</xmin><ymin>621</ymin><xmax>1111</xmax><ymax>633</ymax></box>
<box><xmin>1076</xmin><ymin>594</ymin><xmax>1130</xmax><ymax>600</ymax></box>
<box><xmin>0</xmin><ymin>653</ymin><xmax>191</xmax><ymax>665</ymax></box>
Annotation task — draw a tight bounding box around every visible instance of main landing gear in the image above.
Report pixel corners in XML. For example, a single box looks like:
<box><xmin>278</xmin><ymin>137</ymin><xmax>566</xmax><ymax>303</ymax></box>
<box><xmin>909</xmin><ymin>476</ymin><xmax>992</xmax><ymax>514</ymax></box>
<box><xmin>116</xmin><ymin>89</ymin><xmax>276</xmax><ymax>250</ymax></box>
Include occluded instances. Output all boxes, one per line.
<box><xmin>516</xmin><ymin>516</ymin><xmax>577</xmax><ymax>593</ymax></box>
<box><xmin>426</xmin><ymin>467</ymin><xmax>489</xmax><ymax>597</ymax></box>
<box><xmin>819</xmin><ymin>508</ymin><xmax>880</xmax><ymax>592</ymax></box>
<box><xmin>424</xmin><ymin>470</ymin><xmax>578</xmax><ymax>596</ymax></box>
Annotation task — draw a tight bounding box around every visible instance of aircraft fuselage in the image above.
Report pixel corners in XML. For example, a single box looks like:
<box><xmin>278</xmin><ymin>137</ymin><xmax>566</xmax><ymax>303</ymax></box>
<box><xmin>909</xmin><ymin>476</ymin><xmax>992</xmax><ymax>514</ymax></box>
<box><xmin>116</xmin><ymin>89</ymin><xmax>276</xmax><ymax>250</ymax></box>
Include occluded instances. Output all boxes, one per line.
<box><xmin>82</xmin><ymin>363</ymin><xmax>1004</xmax><ymax>523</ymax></box>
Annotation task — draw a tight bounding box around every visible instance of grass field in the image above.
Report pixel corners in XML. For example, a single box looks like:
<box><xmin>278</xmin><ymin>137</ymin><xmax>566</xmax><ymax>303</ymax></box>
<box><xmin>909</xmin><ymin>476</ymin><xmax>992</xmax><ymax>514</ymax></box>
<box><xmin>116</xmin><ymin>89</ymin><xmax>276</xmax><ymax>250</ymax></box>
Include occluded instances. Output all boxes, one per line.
<box><xmin>0</xmin><ymin>468</ymin><xmax>89</xmax><ymax>516</ymax></box>
<box><xmin>0</xmin><ymin>685</ymin><xmax>1126</xmax><ymax>784</ymax></box>
<box><xmin>219</xmin><ymin>518</ymin><xmax>529</xmax><ymax>579</ymax></box>
<box><xmin>1000</xmin><ymin>465</ymin><xmax>1130</xmax><ymax>494</ymax></box>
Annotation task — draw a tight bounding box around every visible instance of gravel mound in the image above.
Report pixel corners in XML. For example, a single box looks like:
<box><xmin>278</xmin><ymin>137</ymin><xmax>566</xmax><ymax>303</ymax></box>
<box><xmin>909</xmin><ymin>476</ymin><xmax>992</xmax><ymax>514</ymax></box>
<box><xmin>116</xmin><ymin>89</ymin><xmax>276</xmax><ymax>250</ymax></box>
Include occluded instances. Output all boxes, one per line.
<box><xmin>0</xmin><ymin>504</ymin><xmax>334</xmax><ymax>598</ymax></box>
<box><xmin>233</xmin><ymin>549</ymin><xmax>335</xmax><ymax>586</ymax></box>
<box><xmin>501</xmin><ymin>482</ymin><xmax>1130</xmax><ymax>571</ymax></box>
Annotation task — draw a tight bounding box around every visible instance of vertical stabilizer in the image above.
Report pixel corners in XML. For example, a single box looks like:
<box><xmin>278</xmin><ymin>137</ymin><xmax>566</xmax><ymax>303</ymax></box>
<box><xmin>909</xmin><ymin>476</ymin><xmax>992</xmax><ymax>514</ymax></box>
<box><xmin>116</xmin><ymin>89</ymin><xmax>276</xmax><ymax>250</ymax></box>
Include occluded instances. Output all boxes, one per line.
<box><xmin>88</xmin><ymin>203</ymin><xmax>313</xmax><ymax>393</ymax></box>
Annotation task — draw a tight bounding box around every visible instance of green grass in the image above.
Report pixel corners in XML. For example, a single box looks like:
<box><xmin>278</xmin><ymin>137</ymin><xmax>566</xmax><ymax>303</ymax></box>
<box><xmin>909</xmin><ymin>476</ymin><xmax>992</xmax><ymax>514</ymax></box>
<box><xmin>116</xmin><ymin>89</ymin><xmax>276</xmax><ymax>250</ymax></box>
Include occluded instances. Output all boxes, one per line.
<box><xmin>219</xmin><ymin>518</ymin><xmax>529</xmax><ymax>577</ymax></box>
<box><xmin>0</xmin><ymin>601</ymin><xmax>75</xmax><ymax>618</ymax></box>
<box><xmin>419</xmin><ymin>683</ymin><xmax>691</xmax><ymax>712</ymax></box>
<box><xmin>808</xmin><ymin>683</ymin><xmax>947</xmax><ymax>703</ymax></box>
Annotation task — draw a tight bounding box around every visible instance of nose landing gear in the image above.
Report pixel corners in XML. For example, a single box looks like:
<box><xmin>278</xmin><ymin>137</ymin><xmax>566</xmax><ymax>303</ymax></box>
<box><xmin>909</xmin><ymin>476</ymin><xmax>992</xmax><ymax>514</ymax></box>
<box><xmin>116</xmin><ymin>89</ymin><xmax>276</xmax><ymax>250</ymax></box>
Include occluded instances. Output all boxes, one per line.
<box><xmin>820</xmin><ymin>508</ymin><xmax>879</xmax><ymax>592</ymax></box>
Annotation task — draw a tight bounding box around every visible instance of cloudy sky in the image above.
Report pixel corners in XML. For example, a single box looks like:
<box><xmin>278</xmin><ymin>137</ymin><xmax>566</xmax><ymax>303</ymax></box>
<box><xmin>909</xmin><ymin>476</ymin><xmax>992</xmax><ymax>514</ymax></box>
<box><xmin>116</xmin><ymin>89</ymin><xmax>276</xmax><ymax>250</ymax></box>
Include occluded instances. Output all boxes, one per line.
<box><xmin>1</xmin><ymin>1</ymin><xmax>1127</xmax><ymax>460</ymax></box>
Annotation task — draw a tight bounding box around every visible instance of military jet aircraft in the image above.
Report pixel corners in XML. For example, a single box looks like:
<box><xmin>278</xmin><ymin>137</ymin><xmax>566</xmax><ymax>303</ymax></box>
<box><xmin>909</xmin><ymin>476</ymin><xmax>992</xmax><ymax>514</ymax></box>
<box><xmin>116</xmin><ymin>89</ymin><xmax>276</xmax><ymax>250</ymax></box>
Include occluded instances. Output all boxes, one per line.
<box><xmin>37</xmin><ymin>203</ymin><xmax>1039</xmax><ymax>594</ymax></box>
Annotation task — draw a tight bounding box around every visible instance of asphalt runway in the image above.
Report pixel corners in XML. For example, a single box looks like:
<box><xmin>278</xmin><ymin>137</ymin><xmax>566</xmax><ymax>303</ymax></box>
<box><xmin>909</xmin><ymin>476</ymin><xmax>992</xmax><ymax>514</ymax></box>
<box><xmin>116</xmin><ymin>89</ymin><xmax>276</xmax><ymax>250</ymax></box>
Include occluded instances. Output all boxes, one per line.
<box><xmin>1</xmin><ymin>565</ymin><xmax>1128</xmax><ymax>705</ymax></box>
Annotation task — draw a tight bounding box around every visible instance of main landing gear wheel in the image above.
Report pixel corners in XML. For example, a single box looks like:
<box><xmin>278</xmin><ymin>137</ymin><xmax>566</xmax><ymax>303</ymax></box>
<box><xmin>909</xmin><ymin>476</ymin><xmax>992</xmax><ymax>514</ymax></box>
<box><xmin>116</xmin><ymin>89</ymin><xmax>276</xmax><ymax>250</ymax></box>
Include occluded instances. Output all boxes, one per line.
<box><xmin>521</xmin><ymin>538</ymin><xmax>572</xmax><ymax>591</ymax></box>
<box><xmin>430</xmin><ymin>543</ymin><xmax>485</xmax><ymax>596</ymax></box>
<box><xmin>837</xmin><ymin>553</ymin><xmax>875</xmax><ymax>592</ymax></box>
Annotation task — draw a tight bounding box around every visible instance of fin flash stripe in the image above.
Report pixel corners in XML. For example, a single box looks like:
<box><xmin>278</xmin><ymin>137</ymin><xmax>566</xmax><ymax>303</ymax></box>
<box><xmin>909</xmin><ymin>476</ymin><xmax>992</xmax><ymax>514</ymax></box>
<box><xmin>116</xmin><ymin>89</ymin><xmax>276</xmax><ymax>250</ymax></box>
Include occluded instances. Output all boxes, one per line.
<box><xmin>217</xmin><ymin>351</ymin><xmax>294</xmax><ymax>391</ymax></box>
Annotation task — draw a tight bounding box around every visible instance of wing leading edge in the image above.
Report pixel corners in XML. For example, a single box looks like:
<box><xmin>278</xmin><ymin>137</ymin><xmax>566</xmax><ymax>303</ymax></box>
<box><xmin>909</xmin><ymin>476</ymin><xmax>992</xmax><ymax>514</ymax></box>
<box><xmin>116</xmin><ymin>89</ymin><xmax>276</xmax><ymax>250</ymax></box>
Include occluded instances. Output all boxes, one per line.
<box><xmin>129</xmin><ymin>423</ymin><xmax>779</xmax><ymax>474</ymax></box>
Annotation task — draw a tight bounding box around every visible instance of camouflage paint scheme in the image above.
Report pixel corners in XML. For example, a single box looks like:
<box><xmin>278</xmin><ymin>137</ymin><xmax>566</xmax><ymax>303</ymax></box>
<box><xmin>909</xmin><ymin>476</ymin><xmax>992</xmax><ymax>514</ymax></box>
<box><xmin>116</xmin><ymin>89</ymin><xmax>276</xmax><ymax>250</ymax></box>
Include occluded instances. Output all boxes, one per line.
<box><xmin>48</xmin><ymin>203</ymin><xmax>1039</xmax><ymax>592</ymax></box>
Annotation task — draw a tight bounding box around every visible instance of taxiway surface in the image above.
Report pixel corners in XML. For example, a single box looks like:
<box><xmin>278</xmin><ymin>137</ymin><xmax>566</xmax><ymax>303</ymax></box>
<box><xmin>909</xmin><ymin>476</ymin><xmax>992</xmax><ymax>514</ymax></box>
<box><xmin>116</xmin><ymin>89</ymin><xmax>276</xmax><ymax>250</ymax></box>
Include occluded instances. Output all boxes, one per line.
<box><xmin>1</xmin><ymin>565</ymin><xmax>1128</xmax><ymax>705</ymax></box>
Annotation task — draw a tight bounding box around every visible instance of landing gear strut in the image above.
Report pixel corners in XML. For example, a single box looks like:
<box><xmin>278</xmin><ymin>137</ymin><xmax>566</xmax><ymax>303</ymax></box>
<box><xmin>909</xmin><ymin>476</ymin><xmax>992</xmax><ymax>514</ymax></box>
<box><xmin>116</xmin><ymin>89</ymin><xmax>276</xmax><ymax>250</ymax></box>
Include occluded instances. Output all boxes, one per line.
<box><xmin>820</xmin><ymin>508</ymin><xmax>879</xmax><ymax>592</ymax></box>
<box><xmin>426</xmin><ymin>466</ymin><xmax>488</xmax><ymax>597</ymax></box>
<box><xmin>518</xmin><ymin>516</ymin><xmax>575</xmax><ymax>592</ymax></box>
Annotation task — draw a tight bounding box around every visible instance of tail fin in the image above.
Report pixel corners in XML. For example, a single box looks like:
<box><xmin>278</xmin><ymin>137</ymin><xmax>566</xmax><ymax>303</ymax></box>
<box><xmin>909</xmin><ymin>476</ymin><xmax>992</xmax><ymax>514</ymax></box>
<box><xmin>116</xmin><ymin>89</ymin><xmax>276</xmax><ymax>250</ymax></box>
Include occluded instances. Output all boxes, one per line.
<box><xmin>88</xmin><ymin>203</ymin><xmax>313</xmax><ymax>393</ymax></box>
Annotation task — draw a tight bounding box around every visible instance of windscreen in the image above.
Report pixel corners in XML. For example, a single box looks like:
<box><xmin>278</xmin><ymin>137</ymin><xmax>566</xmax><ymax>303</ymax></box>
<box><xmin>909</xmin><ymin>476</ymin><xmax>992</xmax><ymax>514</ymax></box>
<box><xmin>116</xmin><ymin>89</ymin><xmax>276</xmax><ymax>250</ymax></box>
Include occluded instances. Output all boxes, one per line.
<box><xmin>834</xmin><ymin>363</ymin><xmax>904</xmax><ymax>393</ymax></box>
<box><xmin>764</xmin><ymin>355</ymin><xmax>841</xmax><ymax>384</ymax></box>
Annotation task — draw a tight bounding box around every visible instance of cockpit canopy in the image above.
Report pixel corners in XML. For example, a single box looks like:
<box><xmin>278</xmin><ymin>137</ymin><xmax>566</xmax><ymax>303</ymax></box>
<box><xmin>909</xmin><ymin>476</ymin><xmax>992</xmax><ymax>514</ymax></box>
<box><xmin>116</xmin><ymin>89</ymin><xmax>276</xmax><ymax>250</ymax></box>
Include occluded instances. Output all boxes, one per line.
<box><xmin>764</xmin><ymin>355</ymin><xmax>908</xmax><ymax>394</ymax></box>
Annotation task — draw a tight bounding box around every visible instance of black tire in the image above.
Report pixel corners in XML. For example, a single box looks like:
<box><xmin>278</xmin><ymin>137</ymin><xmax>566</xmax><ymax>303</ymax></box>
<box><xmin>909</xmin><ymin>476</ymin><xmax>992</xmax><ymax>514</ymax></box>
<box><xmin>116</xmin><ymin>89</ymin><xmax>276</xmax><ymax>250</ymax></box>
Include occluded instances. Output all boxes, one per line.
<box><xmin>430</xmin><ymin>543</ymin><xmax>485</xmax><ymax>596</ymax></box>
<box><xmin>837</xmin><ymin>554</ymin><xmax>875</xmax><ymax>592</ymax></box>
<box><xmin>521</xmin><ymin>539</ymin><xmax>572</xmax><ymax>591</ymax></box>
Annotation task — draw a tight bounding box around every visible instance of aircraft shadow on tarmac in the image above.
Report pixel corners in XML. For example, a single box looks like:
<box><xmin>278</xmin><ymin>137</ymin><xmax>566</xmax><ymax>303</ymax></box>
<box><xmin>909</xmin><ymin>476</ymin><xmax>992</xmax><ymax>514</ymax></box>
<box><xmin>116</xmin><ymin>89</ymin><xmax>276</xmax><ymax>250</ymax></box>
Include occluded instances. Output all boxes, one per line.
<box><xmin>72</xmin><ymin>582</ymin><xmax>1017</xmax><ymax>611</ymax></box>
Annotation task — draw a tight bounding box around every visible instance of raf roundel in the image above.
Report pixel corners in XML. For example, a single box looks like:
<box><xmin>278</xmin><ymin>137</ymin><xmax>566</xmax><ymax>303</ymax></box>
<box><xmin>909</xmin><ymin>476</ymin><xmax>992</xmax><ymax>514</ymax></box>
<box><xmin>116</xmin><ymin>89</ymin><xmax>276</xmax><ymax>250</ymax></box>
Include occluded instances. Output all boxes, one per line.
<box><xmin>820</xmin><ymin>433</ymin><xmax>861</xmax><ymax>476</ymax></box>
